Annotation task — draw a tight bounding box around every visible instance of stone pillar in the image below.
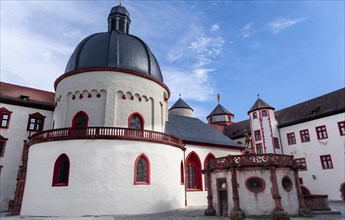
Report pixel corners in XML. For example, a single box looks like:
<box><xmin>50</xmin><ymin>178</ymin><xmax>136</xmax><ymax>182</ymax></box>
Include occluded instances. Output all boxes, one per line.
<box><xmin>230</xmin><ymin>167</ymin><xmax>244</xmax><ymax>220</ymax></box>
<box><xmin>204</xmin><ymin>171</ymin><xmax>216</xmax><ymax>216</ymax></box>
<box><xmin>294</xmin><ymin>169</ymin><xmax>312</xmax><ymax>217</ymax></box>
<box><xmin>270</xmin><ymin>167</ymin><xmax>290</xmax><ymax>220</ymax></box>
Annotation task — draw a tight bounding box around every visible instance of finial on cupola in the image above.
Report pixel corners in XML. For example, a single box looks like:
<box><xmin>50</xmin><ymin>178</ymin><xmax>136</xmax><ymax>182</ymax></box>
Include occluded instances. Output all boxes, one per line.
<box><xmin>257</xmin><ymin>94</ymin><xmax>260</xmax><ymax>99</ymax></box>
<box><xmin>118</xmin><ymin>0</ymin><xmax>122</xmax><ymax>6</ymax></box>
<box><xmin>217</xmin><ymin>93</ymin><xmax>221</xmax><ymax>104</ymax></box>
<box><xmin>179</xmin><ymin>94</ymin><xmax>181</xmax><ymax>98</ymax></box>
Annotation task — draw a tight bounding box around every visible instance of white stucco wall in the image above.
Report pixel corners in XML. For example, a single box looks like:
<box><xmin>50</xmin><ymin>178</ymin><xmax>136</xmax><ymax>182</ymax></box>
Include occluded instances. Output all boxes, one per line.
<box><xmin>185</xmin><ymin>144</ymin><xmax>241</xmax><ymax>206</ymax></box>
<box><xmin>210</xmin><ymin>172</ymin><xmax>233</xmax><ymax>216</ymax></box>
<box><xmin>280</xmin><ymin>113</ymin><xmax>345</xmax><ymax>200</ymax></box>
<box><xmin>276</xmin><ymin>168</ymin><xmax>299</xmax><ymax>214</ymax></box>
<box><xmin>169</xmin><ymin>108</ymin><xmax>193</xmax><ymax>117</ymax></box>
<box><xmin>0</xmin><ymin>103</ymin><xmax>53</xmax><ymax>212</ymax></box>
<box><xmin>54</xmin><ymin>71</ymin><xmax>169</xmax><ymax>132</ymax></box>
<box><xmin>21</xmin><ymin>139</ymin><xmax>184</xmax><ymax>216</ymax></box>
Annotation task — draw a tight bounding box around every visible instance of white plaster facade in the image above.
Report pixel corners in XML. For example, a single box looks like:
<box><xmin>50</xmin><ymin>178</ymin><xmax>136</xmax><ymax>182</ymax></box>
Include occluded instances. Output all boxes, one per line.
<box><xmin>279</xmin><ymin>113</ymin><xmax>345</xmax><ymax>200</ymax></box>
<box><xmin>21</xmin><ymin>139</ymin><xmax>184</xmax><ymax>216</ymax></box>
<box><xmin>0</xmin><ymin>103</ymin><xmax>53</xmax><ymax>212</ymax></box>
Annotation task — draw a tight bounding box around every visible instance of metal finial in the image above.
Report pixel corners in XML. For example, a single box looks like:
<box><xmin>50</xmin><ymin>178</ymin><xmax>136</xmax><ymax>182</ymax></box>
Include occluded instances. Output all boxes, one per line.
<box><xmin>217</xmin><ymin>93</ymin><xmax>220</xmax><ymax>104</ymax></box>
<box><xmin>179</xmin><ymin>94</ymin><xmax>181</xmax><ymax>98</ymax></box>
<box><xmin>257</xmin><ymin>94</ymin><xmax>260</xmax><ymax>99</ymax></box>
<box><xmin>118</xmin><ymin>0</ymin><xmax>122</xmax><ymax>6</ymax></box>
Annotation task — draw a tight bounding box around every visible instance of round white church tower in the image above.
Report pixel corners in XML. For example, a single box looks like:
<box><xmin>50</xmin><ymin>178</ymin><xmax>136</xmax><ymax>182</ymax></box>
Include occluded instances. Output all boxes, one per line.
<box><xmin>21</xmin><ymin>5</ymin><xmax>185</xmax><ymax>216</ymax></box>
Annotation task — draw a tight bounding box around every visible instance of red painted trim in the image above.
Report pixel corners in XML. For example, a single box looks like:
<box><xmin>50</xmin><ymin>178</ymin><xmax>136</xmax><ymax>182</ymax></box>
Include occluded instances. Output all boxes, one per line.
<box><xmin>72</xmin><ymin>111</ymin><xmax>89</xmax><ymax>128</ymax></box>
<box><xmin>338</xmin><ymin>121</ymin><xmax>345</xmax><ymax>136</ymax></box>
<box><xmin>0</xmin><ymin>107</ymin><xmax>12</xmax><ymax>129</ymax></box>
<box><xmin>315</xmin><ymin>125</ymin><xmax>328</xmax><ymax>140</ymax></box>
<box><xmin>267</xmin><ymin>110</ymin><xmax>276</xmax><ymax>153</ymax></box>
<box><xmin>204</xmin><ymin>153</ymin><xmax>216</xmax><ymax>190</ymax></box>
<box><xmin>282</xmin><ymin>175</ymin><xmax>293</xmax><ymax>192</ymax></box>
<box><xmin>186</xmin><ymin>151</ymin><xmax>203</xmax><ymax>191</ymax></box>
<box><xmin>320</xmin><ymin>154</ymin><xmax>333</xmax><ymax>169</ymax></box>
<box><xmin>245</xmin><ymin>176</ymin><xmax>266</xmax><ymax>193</ymax></box>
<box><xmin>180</xmin><ymin>160</ymin><xmax>184</xmax><ymax>185</ymax></box>
<box><xmin>54</xmin><ymin>67</ymin><xmax>170</xmax><ymax>98</ymax></box>
<box><xmin>299</xmin><ymin>129</ymin><xmax>310</xmax><ymax>143</ymax></box>
<box><xmin>258</xmin><ymin>110</ymin><xmax>266</xmax><ymax>153</ymax></box>
<box><xmin>0</xmin><ymin>135</ymin><xmax>8</xmax><ymax>157</ymax></box>
<box><xmin>134</xmin><ymin>153</ymin><xmax>150</xmax><ymax>185</ymax></box>
<box><xmin>294</xmin><ymin>157</ymin><xmax>307</xmax><ymax>171</ymax></box>
<box><xmin>128</xmin><ymin>112</ymin><xmax>145</xmax><ymax>130</ymax></box>
<box><xmin>52</xmin><ymin>153</ymin><xmax>70</xmax><ymax>187</ymax></box>
<box><xmin>27</xmin><ymin>112</ymin><xmax>46</xmax><ymax>132</ymax></box>
<box><xmin>286</xmin><ymin>132</ymin><xmax>296</xmax><ymax>145</ymax></box>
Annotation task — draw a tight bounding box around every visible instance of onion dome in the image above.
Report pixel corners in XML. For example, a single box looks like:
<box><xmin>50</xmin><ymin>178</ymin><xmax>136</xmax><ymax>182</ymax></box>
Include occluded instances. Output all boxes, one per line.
<box><xmin>248</xmin><ymin>98</ymin><xmax>275</xmax><ymax>114</ymax></box>
<box><xmin>64</xmin><ymin>5</ymin><xmax>163</xmax><ymax>82</ymax></box>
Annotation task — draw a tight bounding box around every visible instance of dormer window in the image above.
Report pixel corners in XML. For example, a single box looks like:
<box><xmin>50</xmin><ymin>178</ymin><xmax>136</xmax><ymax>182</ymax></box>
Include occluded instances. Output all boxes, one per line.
<box><xmin>262</xmin><ymin>110</ymin><xmax>267</xmax><ymax>117</ymax></box>
<box><xmin>20</xmin><ymin>95</ymin><xmax>29</xmax><ymax>101</ymax></box>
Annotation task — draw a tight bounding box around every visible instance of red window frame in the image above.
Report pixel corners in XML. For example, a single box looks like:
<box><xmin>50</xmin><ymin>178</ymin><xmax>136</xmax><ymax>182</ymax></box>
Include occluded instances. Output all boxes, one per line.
<box><xmin>320</xmin><ymin>155</ymin><xmax>333</xmax><ymax>169</ymax></box>
<box><xmin>287</xmin><ymin>132</ymin><xmax>296</xmax><ymax>145</ymax></box>
<box><xmin>0</xmin><ymin>107</ymin><xmax>12</xmax><ymax>129</ymax></box>
<box><xmin>294</xmin><ymin>158</ymin><xmax>307</xmax><ymax>170</ymax></box>
<box><xmin>27</xmin><ymin>112</ymin><xmax>46</xmax><ymax>132</ymax></box>
<box><xmin>72</xmin><ymin>111</ymin><xmax>89</xmax><ymax>128</ymax></box>
<box><xmin>185</xmin><ymin>151</ymin><xmax>202</xmax><ymax>191</ymax></box>
<box><xmin>180</xmin><ymin>161</ymin><xmax>184</xmax><ymax>185</ymax></box>
<box><xmin>204</xmin><ymin>153</ymin><xmax>216</xmax><ymax>190</ymax></box>
<box><xmin>316</xmin><ymin>125</ymin><xmax>328</xmax><ymax>140</ymax></box>
<box><xmin>300</xmin><ymin>129</ymin><xmax>310</xmax><ymax>143</ymax></box>
<box><xmin>262</xmin><ymin>110</ymin><xmax>267</xmax><ymax>117</ymax></box>
<box><xmin>134</xmin><ymin>153</ymin><xmax>150</xmax><ymax>185</ymax></box>
<box><xmin>52</xmin><ymin>154</ymin><xmax>70</xmax><ymax>187</ymax></box>
<box><xmin>252</xmin><ymin>112</ymin><xmax>257</xmax><ymax>119</ymax></box>
<box><xmin>273</xmin><ymin>137</ymin><xmax>280</xmax><ymax>149</ymax></box>
<box><xmin>256</xmin><ymin>143</ymin><xmax>263</xmax><ymax>154</ymax></box>
<box><xmin>338</xmin><ymin>121</ymin><xmax>345</xmax><ymax>136</ymax></box>
<box><xmin>0</xmin><ymin>136</ymin><xmax>8</xmax><ymax>157</ymax></box>
<box><xmin>254</xmin><ymin>130</ymin><xmax>261</xmax><ymax>141</ymax></box>
<box><xmin>128</xmin><ymin>112</ymin><xmax>145</xmax><ymax>130</ymax></box>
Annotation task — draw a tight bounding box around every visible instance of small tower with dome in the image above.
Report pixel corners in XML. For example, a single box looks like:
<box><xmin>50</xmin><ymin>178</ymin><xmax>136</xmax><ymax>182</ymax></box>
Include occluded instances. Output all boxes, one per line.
<box><xmin>207</xmin><ymin>94</ymin><xmax>234</xmax><ymax>126</ymax></box>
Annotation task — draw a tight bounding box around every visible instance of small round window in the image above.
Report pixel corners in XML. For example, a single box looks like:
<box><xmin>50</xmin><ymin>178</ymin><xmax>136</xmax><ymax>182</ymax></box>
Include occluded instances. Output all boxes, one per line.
<box><xmin>282</xmin><ymin>176</ymin><xmax>293</xmax><ymax>192</ymax></box>
<box><xmin>245</xmin><ymin>177</ymin><xmax>265</xmax><ymax>193</ymax></box>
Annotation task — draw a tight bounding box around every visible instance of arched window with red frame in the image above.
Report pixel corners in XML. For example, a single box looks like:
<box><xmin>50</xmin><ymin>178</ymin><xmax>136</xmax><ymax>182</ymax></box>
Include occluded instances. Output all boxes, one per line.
<box><xmin>180</xmin><ymin>160</ymin><xmax>184</xmax><ymax>185</ymax></box>
<box><xmin>72</xmin><ymin>111</ymin><xmax>89</xmax><ymax>128</ymax></box>
<box><xmin>128</xmin><ymin>112</ymin><xmax>144</xmax><ymax>130</ymax></box>
<box><xmin>52</xmin><ymin>154</ymin><xmax>70</xmax><ymax>187</ymax></box>
<box><xmin>186</xmin><ymin>151</ymin><xmax>202</xmax><ymax>191</ymax></box>
<box><xmin>204</xmin><ymin>153</ymin><xmax>216</xmax><ymax>190</ymax></box>
<box><xmin>134</xmin><ymin>153</ymin><xmax>150</xmax><ymax>185</ymax></box>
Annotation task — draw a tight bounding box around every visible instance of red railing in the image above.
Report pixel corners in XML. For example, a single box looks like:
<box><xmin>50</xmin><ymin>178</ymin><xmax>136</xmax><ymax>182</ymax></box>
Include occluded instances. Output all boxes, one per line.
<box><xmin>207</xmin><ymin>154</ymin><xmax>294</xmax><ymax>170</ymax></box>
<box><xmin>28</xmin><ymin>127</ymin><xmax>184</xmax><ymax>149</ymax></box>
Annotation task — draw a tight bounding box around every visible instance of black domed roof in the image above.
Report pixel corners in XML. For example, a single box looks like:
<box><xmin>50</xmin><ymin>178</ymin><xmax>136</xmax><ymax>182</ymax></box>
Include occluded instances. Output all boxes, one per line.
<box><xmin>64</xmin><ymin>6</ymin><xmax>163</xmax><ymax>82</ymax></box>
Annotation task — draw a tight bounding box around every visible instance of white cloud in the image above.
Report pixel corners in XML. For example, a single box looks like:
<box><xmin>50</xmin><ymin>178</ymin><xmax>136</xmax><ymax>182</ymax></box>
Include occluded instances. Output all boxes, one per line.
<box><xmin>267</xmin><ymin>17</ymin><xmax>306</xmax><ymax>34</ymax></box>
<box><xmin>239</xmin><ymin>22</ymin><xmax>254</xmax><ymax>38</ymax></box>
<box><xmin>211</xmin><ymin>24</ymin><xmax>220</xmax><ymax>32</ymax></box>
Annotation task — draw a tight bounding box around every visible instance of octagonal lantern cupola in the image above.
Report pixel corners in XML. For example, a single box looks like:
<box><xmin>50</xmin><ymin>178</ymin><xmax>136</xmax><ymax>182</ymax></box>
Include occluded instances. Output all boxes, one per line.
<box><xmin>108</xmin><ymin>5</ymin><xmax>131</xmax><ymax>34</ymax></box>
<box><xmin>207</xmin><ymin>94</ymin><xmax>234</xmax><ymax>126</ymax></box>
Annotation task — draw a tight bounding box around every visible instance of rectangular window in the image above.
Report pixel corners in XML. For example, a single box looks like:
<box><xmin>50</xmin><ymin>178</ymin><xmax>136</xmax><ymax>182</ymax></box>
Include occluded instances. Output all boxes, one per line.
<box><xmin>320</xmin><ymin>155</ymin><xmax>333</xmax><ymax>169</ymax></box>
<box><xmin>0</xmin><ymin>114</ymin><xmax>10</xmax><ymax>128</ymax></box>
<box><xmin>253</xmin><ymin>112</ymin><xmax>257</xmax><ymax>119</ymax></box>
<box><xmin>256</xmin><ymin>143</ymin><xmax>263</xmax><ymax>154</ymax></box>
<box><xmin>287</xmin><ymin>132</ymin><xmax>296</xmax><ymax>145</ymax></box>
<box><xmin>300</xmin><ymin>129</ymin><xmax>310</xmax><ymax>143</ymax></box>
<box><xmin>262</xmin><ymin>110</ymin><xmax>267</xmax><ymax>117</ymax></box>
<box><xmin>27</xmin><ymin>114</ymin><xmax>45</xmax><ymax>132</ymax></box>
<box><xmin>0</xmin><ymin>138</ymin><xmax>7</xmax><ymax>157</ymax></box>
<box><xmin>273</xmin><ymin>137</ymin><xmax>280</xmax><ymax>149</ymax></box>
<box><xmin>338</xmin><ymin>121</ymin><xmax>345</xmax><ymax>136</ymax></box>
<box><xmin>294</xmin><ymin>158</ymin><xmax>307</xmax><ymax>170</ymax></box>
<box><xmin>254</xmin><ymin>130</ymin><xmax>261</xmax><ymax>141</ymax></box>
<box><xmin>316</xmin><ymin>125</ymin><xmax>328</xmax><ymax>140</ymax></box>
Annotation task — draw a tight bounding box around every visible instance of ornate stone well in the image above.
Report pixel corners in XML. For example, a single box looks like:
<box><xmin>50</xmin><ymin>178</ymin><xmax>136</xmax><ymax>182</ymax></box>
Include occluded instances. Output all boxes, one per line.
<box><xmin>202</xmin><ymin>154</ymin><xmax>312</xmax><ymax>220</ymax></box>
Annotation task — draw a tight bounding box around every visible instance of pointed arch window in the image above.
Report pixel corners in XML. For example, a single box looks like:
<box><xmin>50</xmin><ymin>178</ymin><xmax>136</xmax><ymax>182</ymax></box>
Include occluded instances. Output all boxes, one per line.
<box><xmin>134</xmin><ymin>154</ymin><xmax>150</xmax><ymax>185</ymax></box>
<box><xmin>52</xmin><ymin>154</ymin><xmax>70</xmax><ymax>186</ymax></box>
<box><xmin>72</xmin><ymin>111</ymin><xmax>89</xmax><ymax>128</ymax></box>
<box><xmin>128</xmin><ymin>112</ymin><xmax>144</xmax><ymax>130</ymax></box>
<box><xmin>204</xmin><ymin>153</ymin><xmax>216</xmax><ymax>190</ymax></box>
<box><xmin>186</xmin><ymin>151</ymin><xmax>202</xmax><ymax>191</ymax></box>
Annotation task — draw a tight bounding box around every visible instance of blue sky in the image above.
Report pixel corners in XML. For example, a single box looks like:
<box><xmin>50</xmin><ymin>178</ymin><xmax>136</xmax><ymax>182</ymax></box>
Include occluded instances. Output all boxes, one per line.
<box><xmin>1</xmin><ymin>0</ymin><xmax>344</xmax><ymax>122</ymax></box>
